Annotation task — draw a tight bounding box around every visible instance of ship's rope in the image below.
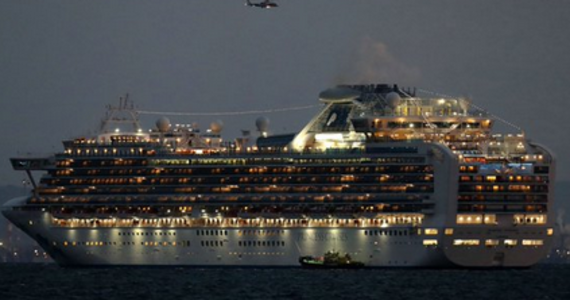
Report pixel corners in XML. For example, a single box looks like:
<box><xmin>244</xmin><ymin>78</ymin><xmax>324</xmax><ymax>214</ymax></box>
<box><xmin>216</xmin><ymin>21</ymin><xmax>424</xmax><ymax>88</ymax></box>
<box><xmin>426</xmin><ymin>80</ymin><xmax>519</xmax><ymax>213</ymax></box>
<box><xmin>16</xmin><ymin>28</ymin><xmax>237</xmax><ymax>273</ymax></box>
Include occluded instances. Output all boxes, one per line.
<box><xmin>137</xmin><ymin>104</ymin><xmax>319</xmax><ymax>116</ymax></box>
<box><xmin>416</xmin><ymin>88</ymin><xmax>523</xmax><ymax>133</ymax></box>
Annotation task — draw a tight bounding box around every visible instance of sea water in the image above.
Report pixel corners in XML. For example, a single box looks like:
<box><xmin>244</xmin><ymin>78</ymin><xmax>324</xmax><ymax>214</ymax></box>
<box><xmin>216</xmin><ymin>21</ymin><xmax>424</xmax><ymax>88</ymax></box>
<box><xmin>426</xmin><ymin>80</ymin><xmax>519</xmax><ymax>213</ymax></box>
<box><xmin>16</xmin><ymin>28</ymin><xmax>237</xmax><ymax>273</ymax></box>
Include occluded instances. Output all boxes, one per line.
<box><xmin>0</xmin><ymin>263</ymin><xmax>569</xmax><ymax>300</ymax></box>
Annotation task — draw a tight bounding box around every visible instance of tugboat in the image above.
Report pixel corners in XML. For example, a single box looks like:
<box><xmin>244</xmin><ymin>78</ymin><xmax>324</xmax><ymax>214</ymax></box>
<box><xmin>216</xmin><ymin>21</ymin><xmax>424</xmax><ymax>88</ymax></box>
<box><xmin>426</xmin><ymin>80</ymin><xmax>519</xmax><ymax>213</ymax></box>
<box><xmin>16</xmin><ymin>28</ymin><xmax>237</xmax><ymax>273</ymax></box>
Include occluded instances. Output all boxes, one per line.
<box><xmin>299</xmin><ymin>251</ymin><xmax>365</xmax><ymax>269</ymax></box>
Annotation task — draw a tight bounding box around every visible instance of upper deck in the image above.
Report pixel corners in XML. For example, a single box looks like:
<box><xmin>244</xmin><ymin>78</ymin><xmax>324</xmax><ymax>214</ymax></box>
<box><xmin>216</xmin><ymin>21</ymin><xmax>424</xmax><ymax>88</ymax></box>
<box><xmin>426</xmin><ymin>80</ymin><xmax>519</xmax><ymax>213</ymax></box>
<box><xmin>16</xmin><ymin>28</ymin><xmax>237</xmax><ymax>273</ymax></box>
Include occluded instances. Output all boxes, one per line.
<box><xmin>10</xmin><ymin>84</ymin><xmax>553</xmax><ymax>171</ymax></box>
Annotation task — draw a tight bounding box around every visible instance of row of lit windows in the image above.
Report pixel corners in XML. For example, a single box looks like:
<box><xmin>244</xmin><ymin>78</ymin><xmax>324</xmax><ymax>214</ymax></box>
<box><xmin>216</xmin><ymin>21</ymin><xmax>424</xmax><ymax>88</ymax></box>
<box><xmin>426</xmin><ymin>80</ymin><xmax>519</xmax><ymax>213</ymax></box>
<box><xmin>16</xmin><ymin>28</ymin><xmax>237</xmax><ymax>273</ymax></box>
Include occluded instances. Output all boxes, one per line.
<box><xmin>62</xmin><ymin>241</ymin><xmax>114</xmax><ymax>247</ymax></box>
<box><xmin>459</xmin><ymin>165</ymin><xmax>478</xmax><ymax>173</ymax></box>
<box><xmin>513</xmin><ymin>214</ymin><xmax>547</xmax><ymax>225</ymax></box>
<box><xmin>456</xmin><ymin>214</ymin><xmax>548</xmax><ymax>225</ymax></box>
<box><xmin>43</xmin><ymin>203</ymin><xmax>426</xmax><ymax>217</ymax></box>
<box><xmin>459</xmin><ymin>175</ymin><xmax>548</xmax><ymax>183</ymax></box>
<box><xmin>45</xmin><ymin>172</ymin><xmax>435</xmax><ymax>183</ymax></box>
<box><xmin>462</xmin><ymin>157</ymin><xmax>486</xmax><ymax>164</ymax></box>
<box><xmin>43</xmin><ymin>182</ymin><xmax>434</xmax><ymax>195</ymax></box>
<box><xmin>55</xmin><ymin>206</ymin><xmax>192</xmax><ymax>215</ymax></box>
<box><xmin>61</xmin><ymin>240</ymin><xmax>192</xmax><ymax>247</ymax></box>
<box><xmin>37</xmin><ymin>193</ymin><xmax>429</xmax><ymax>207</ymax></box>
<box><xmin>40</xmin><ymin>174</ymin><xmax>433</xmax><ymax>189</ymax></box>
<box><xmin>51</xmin><ymin>164</ymin><xmax>435</xmax><ymax>177</ymax></box>
<box><xmin>56</xmin><ymin>160</ymin><xmax>72</xmax><ymax>167</ymax></box>
<box><xmin>155</xmin><ymin>157</ymin><xmax>423</xmax><ymax>166</ymax></box>
<box><xmin>143</xmin><ymin>241</ymin><xmax>185</xmax><ymax>247</ymax></box>
<box><xmin>363</xmin><ymin>228</ymin><xmax>440</xmax><ymax>237</ymax></box>
<box><xmin>61</xmin><ymin>158</ymin><xmax>146</xmax><ymax>167</ymax></box>
<box><xmin>459</xmin><ymin>165</ymin><xmax>549</xmax><ymax>175</ymax></box>
<box><xmin>456</xmin><ymin>214</ymin><xmax>497</xmax><ymax>225</ymax></box>
<box><xmin>84</xmin><ymin>169</ymin><xmax>146</xmax><ymax>176</ymax></box>
<box><xmin>54</xmin><ymin>217</ymin><xmax>189</xmax><ymax>227</ymax></box>
<box><xmin>377</xmin><ymin>121</ymin><xmax>483</xmax><ymax>130</ymax></box>
<box><xmin>457</xmin><ymin>194</ymin><xmax>547</xmax><ymax>202</ymax></box>
<box><xmin>51</xmin><ymin>215</ymin><xmax>426</xmax><ymax>229</ymax></box>
<box><xmin>64</xmin><ymin>148</ymin><xmax>146</xmax><ymax>157</ymax></box>
<box><xmin>459</xmin><ymin>184</ymin><xmax>547</xmax><ymax>193</ymax></box>
<box><xmin>451</xmin><ymin>239</ymin><xmax>544</xmax><ymax>247</ymax></box>
<box><xmin>457</xmin><ymin>204</ymin><xmax>546</xmax><ymax>214</ymax></box>
<box><xmin>229</xmin><ymin>252</ymin><xmax>286</xmax><ymax>256</ymax></box>
<box><xmin>57</xmin><ymin>238</ymin><xmax>546</xmax><ymax>248</ymax></box>
<box><xmin>149</xmin><ymin>159</ymin><xmax>191</xmax><ymax>166</ymax></box>
<box><xmin>118</xmin><ymin>231</ymin><xmax>177</xmax><ymax>236</ymax></box>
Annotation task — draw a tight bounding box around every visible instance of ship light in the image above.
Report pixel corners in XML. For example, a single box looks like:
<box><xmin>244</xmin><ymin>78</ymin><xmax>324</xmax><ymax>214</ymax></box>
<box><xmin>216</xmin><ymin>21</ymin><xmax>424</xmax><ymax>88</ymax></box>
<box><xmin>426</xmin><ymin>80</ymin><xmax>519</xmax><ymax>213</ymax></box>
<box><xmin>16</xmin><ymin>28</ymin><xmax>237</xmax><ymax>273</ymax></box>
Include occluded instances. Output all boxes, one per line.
<box><xmin>423</xmin><ymin>240</ymin><xmax>438</xmax><ymax>246</ymax></box>
<box><xmin>115</xmin><ymin>128</ymin><xmax>120</xmax><ymax>133</ymax></box>
<box><xmin>425</xmin><ymin>228</ymin><xmax>438</xmax><ymax>235</ymax></box>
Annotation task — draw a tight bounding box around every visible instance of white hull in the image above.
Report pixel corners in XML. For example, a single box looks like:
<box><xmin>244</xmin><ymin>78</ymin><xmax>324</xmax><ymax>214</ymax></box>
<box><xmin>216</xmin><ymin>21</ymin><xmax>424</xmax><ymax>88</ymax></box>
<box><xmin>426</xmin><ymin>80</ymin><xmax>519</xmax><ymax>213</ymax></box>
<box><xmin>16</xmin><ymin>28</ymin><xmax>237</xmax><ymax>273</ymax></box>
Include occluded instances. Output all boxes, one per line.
<box><xmin>4</xmin><ymin>210</ymin><xmax>551</xmax><ymax>268</ymax></box>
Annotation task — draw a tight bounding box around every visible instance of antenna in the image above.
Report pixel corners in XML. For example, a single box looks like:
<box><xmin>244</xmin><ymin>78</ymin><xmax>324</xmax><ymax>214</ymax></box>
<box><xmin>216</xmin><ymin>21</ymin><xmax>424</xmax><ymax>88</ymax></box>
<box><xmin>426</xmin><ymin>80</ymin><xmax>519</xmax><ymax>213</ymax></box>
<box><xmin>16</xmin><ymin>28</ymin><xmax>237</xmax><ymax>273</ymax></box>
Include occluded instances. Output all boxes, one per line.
<box><xmin>100</xmin><ymin>94</ymin><xmax>142</xmax><ymax>133</ymax></box>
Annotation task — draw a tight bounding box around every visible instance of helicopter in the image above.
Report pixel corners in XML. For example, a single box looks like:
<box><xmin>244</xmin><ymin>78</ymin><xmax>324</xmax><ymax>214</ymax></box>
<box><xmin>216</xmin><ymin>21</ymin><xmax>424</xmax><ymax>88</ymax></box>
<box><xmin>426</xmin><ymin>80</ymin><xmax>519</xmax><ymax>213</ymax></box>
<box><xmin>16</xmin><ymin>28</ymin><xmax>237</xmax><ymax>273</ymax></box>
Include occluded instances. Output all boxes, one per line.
<box><xmin>245</xmin><ymin>0</ymin><xmax>278</xmax><ymax>9</ymax></box>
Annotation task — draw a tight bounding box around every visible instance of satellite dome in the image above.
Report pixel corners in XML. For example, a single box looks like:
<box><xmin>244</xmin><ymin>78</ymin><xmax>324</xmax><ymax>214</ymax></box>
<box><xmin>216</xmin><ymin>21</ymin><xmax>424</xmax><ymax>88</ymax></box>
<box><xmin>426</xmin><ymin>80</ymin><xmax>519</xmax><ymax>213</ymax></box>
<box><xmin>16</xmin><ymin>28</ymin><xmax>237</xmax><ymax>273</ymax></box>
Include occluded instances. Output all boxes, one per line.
<box><xmin>156</xmin><ymin>117</ymin><xmax>171</xmax><ymax>132</ymax></box>
<box><xmin>256</xmin><ymin>116</ymin><xmax>270</xmax><ymax>132</ymax></box>
<box><xmin>385</xmin><ymin>92</ymin><xmax>402</xmax><ymax>110</ymax></box>
<box><xmin>210</xmin><ymin>120</ymin><xmax>224</xmax><ymax>134</ymax></box>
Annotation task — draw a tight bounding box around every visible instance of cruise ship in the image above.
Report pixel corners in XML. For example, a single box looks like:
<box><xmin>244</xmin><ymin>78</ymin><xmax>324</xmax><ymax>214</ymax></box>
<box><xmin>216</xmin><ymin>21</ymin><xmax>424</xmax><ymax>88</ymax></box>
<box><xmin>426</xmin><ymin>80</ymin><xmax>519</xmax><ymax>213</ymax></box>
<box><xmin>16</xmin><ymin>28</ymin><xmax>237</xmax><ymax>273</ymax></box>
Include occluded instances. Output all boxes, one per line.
<box><xmin>2</xmin><ymin>84</ymin><xmax>555</xmax><ymax>267</ymax></box>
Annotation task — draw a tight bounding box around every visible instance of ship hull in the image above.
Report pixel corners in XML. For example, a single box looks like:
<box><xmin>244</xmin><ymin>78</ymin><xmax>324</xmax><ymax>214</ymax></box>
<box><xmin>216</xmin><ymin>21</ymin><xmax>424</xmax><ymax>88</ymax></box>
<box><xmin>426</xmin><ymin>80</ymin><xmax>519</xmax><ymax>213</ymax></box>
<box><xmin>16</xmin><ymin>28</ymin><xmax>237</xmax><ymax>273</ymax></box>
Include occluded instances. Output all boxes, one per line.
<box><xmin>2</xmin><ymin>209</ymin><xmax>550</xmax><ymax>268</ymax></box>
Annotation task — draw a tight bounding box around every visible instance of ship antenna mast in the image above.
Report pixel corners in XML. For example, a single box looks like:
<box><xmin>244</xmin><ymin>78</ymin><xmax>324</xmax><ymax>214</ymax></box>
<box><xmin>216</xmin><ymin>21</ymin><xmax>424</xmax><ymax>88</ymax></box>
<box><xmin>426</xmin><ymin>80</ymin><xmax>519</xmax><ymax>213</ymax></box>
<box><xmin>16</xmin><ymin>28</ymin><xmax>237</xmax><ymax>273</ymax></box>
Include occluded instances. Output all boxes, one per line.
<box><xmin>99</xmin><ymin>93</ymin><xmax>142</xmax><ymax>133</ymax></box>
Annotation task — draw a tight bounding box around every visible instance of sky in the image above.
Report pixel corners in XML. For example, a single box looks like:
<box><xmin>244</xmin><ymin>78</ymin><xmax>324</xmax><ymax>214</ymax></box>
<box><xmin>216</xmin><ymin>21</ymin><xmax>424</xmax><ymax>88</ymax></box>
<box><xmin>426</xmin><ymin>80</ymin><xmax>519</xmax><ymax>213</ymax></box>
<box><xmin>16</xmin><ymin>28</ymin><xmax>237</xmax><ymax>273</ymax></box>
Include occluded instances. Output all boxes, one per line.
<box><xmin>1</xmin><ymin>0</ymin><xmax>569</xmax><ymax>186</ymax></box>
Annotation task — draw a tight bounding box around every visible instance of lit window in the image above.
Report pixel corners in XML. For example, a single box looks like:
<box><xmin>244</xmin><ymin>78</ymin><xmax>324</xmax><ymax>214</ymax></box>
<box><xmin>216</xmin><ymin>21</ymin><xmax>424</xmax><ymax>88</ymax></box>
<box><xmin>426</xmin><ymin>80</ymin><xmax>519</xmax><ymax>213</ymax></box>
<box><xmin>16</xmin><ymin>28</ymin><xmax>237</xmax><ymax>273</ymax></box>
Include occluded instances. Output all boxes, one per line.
<box><xmin>547</xmin><ymin>228</ymin><xmax>554</xmax><ymax>236</ymax></box>
<box><xmin>522</xmin><ymin>239</ymin><xmax>543</xmax><ymax>246</ymax></box>
<box><xmin>504</xmin><ymin>239</ymin><xmax>518</xmax><ymax>246</ymax></box>
<box><xmin>485</xmin><ymin>239</ymin><xmax>499</xmax><ymax>247</ymax></box>
<box><xmin>513</xmin><ymin>214</ymin><xmax>547</xmax><ymax>225</ymax></box>
<box><xmin>423</xmin><ymin>239</ymin><xmax>438</xmax><ymax>246</ymax></box>
<box><xmin>484</xmin><ymin>214</ymin><xmax>497</xmax><ymax>225</ymax></box>
<box><xmin>424</xmin><ymin>228</ymin><xmax>438</xmax><ymax>235</ymax></box>
<box><xmin>457</xmin><ymin>214</ymin><xmax>483</xmax><ymax>225</ymax></box>
<box><xmin>444</xmin><ymin>228</ymin><xmax>454</xmax><ymax>235</ymax></box>
<box><xmin>453</xmin><ymin>239</ymin><xmax>480</xmax><ymax>246</ymax></box>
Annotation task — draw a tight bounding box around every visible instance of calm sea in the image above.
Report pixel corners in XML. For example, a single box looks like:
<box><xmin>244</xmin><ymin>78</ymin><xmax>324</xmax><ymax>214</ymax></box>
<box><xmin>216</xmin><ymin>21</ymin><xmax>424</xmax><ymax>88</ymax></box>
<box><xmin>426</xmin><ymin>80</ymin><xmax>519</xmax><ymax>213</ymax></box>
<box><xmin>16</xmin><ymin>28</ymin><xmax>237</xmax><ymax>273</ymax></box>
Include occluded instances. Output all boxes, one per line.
<box><xmin>0</xmin><ymin>263</ymin><xmax>569</xmax><ymax>300</ymax></box>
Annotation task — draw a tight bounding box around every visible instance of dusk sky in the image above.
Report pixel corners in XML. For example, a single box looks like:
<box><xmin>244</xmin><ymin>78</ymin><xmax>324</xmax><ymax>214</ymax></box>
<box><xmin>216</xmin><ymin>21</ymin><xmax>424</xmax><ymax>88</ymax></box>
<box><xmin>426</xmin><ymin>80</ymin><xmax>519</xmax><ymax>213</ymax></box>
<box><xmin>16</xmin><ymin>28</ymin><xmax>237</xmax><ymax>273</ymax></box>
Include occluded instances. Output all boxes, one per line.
<box><xmin>1</xmin><ymin>0</ymin><xmax>569</xmax><ymax>186</ymax></box>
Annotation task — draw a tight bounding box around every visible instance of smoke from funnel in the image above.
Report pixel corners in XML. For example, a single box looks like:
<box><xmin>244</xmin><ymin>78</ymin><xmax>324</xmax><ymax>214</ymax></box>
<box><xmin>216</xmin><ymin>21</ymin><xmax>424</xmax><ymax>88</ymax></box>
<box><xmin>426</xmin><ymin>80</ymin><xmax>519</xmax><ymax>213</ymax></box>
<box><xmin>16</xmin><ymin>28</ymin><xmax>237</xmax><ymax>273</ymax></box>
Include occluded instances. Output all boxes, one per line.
<box><xmin>333</xmin><ymin>37</ymin><xmax>421</xmax><ymax>85</ymax></box>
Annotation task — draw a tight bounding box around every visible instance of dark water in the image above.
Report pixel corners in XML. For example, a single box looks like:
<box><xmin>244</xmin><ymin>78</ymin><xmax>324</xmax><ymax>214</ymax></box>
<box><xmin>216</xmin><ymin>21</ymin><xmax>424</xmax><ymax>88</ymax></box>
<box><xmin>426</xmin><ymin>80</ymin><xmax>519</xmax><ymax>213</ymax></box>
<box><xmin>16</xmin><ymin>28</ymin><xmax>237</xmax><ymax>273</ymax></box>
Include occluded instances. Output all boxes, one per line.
<box><xmin>1</xmin><ymin>264</ymin><xmax>569</xmax><ymax>300</ymax></box>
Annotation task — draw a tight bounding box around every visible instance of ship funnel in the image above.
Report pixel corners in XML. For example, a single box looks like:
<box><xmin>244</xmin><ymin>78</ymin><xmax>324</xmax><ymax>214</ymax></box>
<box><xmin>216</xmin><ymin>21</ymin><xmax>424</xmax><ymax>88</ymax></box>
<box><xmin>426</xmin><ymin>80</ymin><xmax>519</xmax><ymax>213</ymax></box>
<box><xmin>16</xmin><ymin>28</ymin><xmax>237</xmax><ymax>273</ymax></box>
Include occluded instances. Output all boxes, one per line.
<box><xmin>319</xmin><ymin>87</ymin><xmax>361</xmax><ymax>103</ymax></box>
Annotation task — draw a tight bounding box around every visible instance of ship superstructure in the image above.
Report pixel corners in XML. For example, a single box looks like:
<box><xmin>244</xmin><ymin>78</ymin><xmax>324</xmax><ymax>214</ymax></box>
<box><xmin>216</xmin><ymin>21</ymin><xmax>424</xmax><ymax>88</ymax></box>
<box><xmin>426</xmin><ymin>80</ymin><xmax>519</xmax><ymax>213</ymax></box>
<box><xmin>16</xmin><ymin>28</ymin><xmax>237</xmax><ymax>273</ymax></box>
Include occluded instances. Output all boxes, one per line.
<box><xmin>2</xmin><ymin>84</ymin><xmax>555</xmax><ymax>267</ymax></box>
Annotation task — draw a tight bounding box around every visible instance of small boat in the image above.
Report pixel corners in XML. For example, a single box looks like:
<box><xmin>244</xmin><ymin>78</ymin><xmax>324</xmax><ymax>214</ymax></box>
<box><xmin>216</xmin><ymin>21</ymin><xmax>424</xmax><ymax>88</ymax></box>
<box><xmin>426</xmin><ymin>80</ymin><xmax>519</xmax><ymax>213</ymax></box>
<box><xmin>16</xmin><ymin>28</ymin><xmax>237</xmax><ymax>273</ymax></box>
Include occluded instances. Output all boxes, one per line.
<box><xmin>299</xmin><ymin>251</ymin><xmax>365</xmax><ymax>269</ymax></box>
